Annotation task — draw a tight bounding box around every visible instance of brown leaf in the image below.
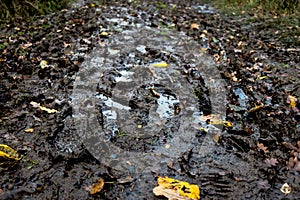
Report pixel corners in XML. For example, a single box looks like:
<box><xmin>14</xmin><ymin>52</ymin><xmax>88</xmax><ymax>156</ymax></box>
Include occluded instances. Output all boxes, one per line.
<box><xmin>24</xmin><ymin>128</ymin><xmax>34</xmax><ymax>133</ymax></box>
<box><xmin>257</xmin><ymin>180</ymin><xmax>271</xmax><ymax>189</ymax></box>
<box><xmin>190</xmin><ymin>23</ymin><xmax>200</xmax><ymax>30</ymax></box>
<box><xmin>257</xmin><ymin>143</ymin><xmax>269</xmax><ymax>154</ymax></box>
<box><xmin>90</xmin><ymin>178</ymin><xmax>104</xmax><ymax>194</ymax></box>
<box><xmin>287</xmin><ymin>157</ymin><xmax>300</xmax><ymax>171</ymax></box>
<box><xmin>282</xmin><ymin>142</ymin><xmax>298</xmax><ymax>151</ymax></box>
<box><xmin>287</xmin><ymin>95</ymin><xmax>299</xmax><ymax>112</ymax></box>
<box><xmin>264</xmin><ymin>158</ymin><xmax>278</xmax><ymax>167</ymax></box>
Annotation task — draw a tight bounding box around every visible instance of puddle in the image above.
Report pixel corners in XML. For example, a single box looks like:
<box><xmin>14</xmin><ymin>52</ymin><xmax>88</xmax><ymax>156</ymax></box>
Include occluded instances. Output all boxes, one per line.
<box><xmin>193</xmin><ymin>4</ymin><xmax>216</xmax><ymax>14</ymax></box>
<box><xmin>72</xmin><ymin>22</ymin><xmax>227</xmax><ymax>173</ymax></box>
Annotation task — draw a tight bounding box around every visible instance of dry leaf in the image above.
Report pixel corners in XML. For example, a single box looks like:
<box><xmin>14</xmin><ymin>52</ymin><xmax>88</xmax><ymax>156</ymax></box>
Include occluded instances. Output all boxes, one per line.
<box><xmin>213</xmin><ymin>134</ymin><xmax>220</xmax><ymax>143</ymax></box>
<box><xmin>100</xmin><ymin>32</ymin><xmax>108</xmax><ymax>36</ymax></box>
<box><xmin>154</xmin><ymin>176</ymin><xmax>200</xmax><ymax>200</ymax></box>
<box><xmin>40</xmin><ymin>60</ymin><xmax>48</xmax><ymax>69</ymax></box>
<box><xmin>209</xmin><ymin>120</ymin><xmax>233</xmax><ymax>127</ymax></box>
<box><xmin>150</xmin><ymin>62</ymin><xmax>169</xmax><ymax>68</ymax></box>
<box><xmin>248</xmin><ymin>103</ymin><xmax>264</xmax><ymax>113</ymax></box>
<box><xmin>287</xmin><ymin>156</ymin><xmax>300</xmax><ymax>171</ymax></box>
<box><xmin>153</xmin><ymin>185</ymin><xmax>190</xmax><ymax>200</ymax></box>
<box><xmin>199</xmin><ymin>114</ymin><xmax>220</xmax><ymax>121</ymax></box>
<box><xmin>257</xmin><ymin>143</ymin><xmax>269</xmax><ymax>154</ymax></box>
<box><xmin>24</xmin><ymin>128</ymin><xmax>34</xmax><ymax>133</ymax></box>
<box><xmin>30</xmin><ymin>101</ymin><xmax>58</xmax><ymax>113</ymax></box>
<box><xmin>199</xmin><ymin>114</ymin><xmax>232</xmax><ymax>127</ymax></box>
<box><xmin>264</xmin><ymin>158</ymin><xmax>278</xmax><ymax>167</ymax></box>
<box><xmin>190</xmin><ymin>23</ymin><xmax>199</xmax><ymax>30</ymax></box>
<box><xmin>257</xmin><ymin>180</ymin><xmax>271</xmax><ymax>190</ymax></box>
<box><xmin>90</xmin><ymin>178</ymin><xmax>104</xmax><ymax>194</ymax></box>
<box><xmin>282</xmin><ymin>142</ymin><xmax>299</xmax><ymax>151</ymax></box>
<box><xmin>287</xmin><ymin>95</ymin><xmax>298</xmax><ymax>112</ymax></box>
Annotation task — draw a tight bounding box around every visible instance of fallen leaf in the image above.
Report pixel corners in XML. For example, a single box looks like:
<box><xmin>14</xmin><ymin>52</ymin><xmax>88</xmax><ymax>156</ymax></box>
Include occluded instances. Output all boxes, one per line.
<box><xmin>24</xmin><ymin>128</ymin><xmax>34</xmax><ymax>133</ymax></box>
<box><xmin>153</xmin><ymin>176</ymin><xmax>200</xmax><ymax>200</ymax></box>
<box><xmin>199</xmin><ymin>114</ymin><xmax>232</xmax><ymax>127</ymax></box>
<box><xmin>264</xmin><ymin>158</ymin><xmax>278</xmax><ymax>167</ymax></box>
<box><xmin>90</xmin><ymin>178</ymin><xmax>105</xmax><ymax>194</ymax></box>
<box><xmin>209</xmin><ymin>120</ymin><xmax>233</xmax><ymax>128</ymax></box>
<box><xmin>190</xmin><ymin>23</ymin><xmax>199</xmax><ymax>30</ymax></box>
<box><xmin>153</xmin><ymin>185</ymin><xmax>190</xmax><ymax>200</ymax></box>
<box><xmin>21</xmin><ymin>43</ymin><xmax>32</xmax><ymax>49</ymax></box>
<box><xmin>248</xmin><ymin>103</ymin><xmax>264</xmax><ymax>113</ymax></box>
<box><xmin>257</xmin><ymin>143</ymin><xmax>269</xmax><ymax>154</ymax></box>
<box><xmin>150</xmin><ymin>62</ymin><xmax>169</xmax><ymax>68</ymax></box>
<box><xmin>40</xmin><ymin>60</ymin><xmax>48</xmax><ymax>69</ymax></box>
<box><xmin>199</xmin><ymin>114</ymin><xmax>220</xmax><ymax>121</ymax></box>
<box><xmin>38</xmin><ymin>106</ymin><xmax>58</xmax><ymax>113</ymax></box>
<box><xmin>287</xmin><ymin>95</ymin><xmax>298</xmax><ymax>112</ymax></box>
<box><xmin>0</xmin><ymin>144</ymin><xmax>23</xmax><ymax>161</ymax></box>
<box><xmin>282</xmin><ymin>142</ymin><xmax>298</xmax><ymax>151</ymax></box>
<box><xmin>100</xmin><ymin>32</ymin><xmax>108</xmax><ymax>36</ymax></box>
<box><xmin>213</xmin><ymin>134</ymin><xmax>220</xmax><ymax>143</ymax></box>
<box><xmin>30</xmin><ymin>101</ymin><xmax>58</xmax><ymax>113</ymax></box>
<box><xmin>280</xmin><ymin>183</ymin><xmax>291</xmax><ymax>194</ymax></box>
<box><xmin>257</xmin><ymin>180</ymin><xmax>271</xmax><ymax>190</ymax></box>
<box><xmin>287</xmin><ymin>156</ymin><xmax>300</xmax><ymax>171</ymax></box>
<box><xmin>30</xmin><ymin>101</ymin><xmax>40</xmax><ymax>108</ymax></box>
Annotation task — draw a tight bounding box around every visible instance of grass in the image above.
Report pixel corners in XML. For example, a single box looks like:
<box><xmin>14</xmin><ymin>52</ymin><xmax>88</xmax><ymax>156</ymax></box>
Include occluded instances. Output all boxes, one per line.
<box><xmin>0</xmin><ymin>0</ymin><xmax>72</xmax><ymax>22</ymax></box>
<box><xmin>208</xmin><ymin>0</ymin><xmax>299</xmax><ymax>15</ymax></box>
<box><xmin>205</xmin><ymin>0</ymin><xmax>300</xmax><ymax>46</ymax></box>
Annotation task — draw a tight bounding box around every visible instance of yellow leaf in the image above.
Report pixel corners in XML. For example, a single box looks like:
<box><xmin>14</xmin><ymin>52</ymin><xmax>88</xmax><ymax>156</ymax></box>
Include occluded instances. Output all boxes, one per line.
<box><xmin>199</xmin><ymin>114</ymin><xmax>232</xmax><ymax>127</ymax></box>
<box><xmin>154</xmin><ymin>176</ymin><xmax>200</xmax><ymax>200</ymax></box>
<box><xmin>190</xmin><ymin>23</ymin><xmax>199</xmax><ymax>30</ymax></box>
<box><xmin>24</xmin><ymin>128</ymin><xmax>34</xmax><ymax>133</ymax></box>
<box><xmin>40</xmin><ymin>60</ymin><xmax>48</xmax><ymax>69</ymax></box>
<box><xmin>90</xmin><ymin>178</ymin><xmax>105</xmax><ymax>195</ymax></box>
<box><xmin>287</xmin><ymin>95</ymin><xmax>297</xmax><ymax>108</ymax></box>
<box><xmin>248</xmin><ymin>103</ymin><xmax>264</xmax><ymax>113</ymax></box>
<box><xmin>30</xmin><ymin>101</ymin><xmax>58</xmax><ymax>113</ymax></box>
<box><xmin>153</xmin><ymin>185</ymin><xmax>190</xmax><ymax>200</ymax></box>
<box><xmin>257</xmin><ymin>76</ymin><xmax>267</xmax><ymax>80</ymax></box>
<box><xmin>150</xmin><ymin>62</ymin><xmax>169</xmax><ymax>68</ymax></box>
<box><xmin>209</xmin><ymin>120</ymin><xmax>233</xmax><ymax>127</ymax></box>
<box><xmin>38</xmin><ymin>106</ymin><xmax>58</xmax><ymax>114</ymax></box>
<box><xmin>0</xmin><ymin>144</ymin><xmax>23</xmax><ymax>161</ymax></box>
<box><xmin>100</xmin><ymin>32</ymin><xmax>108</xmax><ymax>36</ymax></box>
<box><xmin>30</xmin><ymin>101</ymin><xmax>40</xmax><ymax>107</ymax></box>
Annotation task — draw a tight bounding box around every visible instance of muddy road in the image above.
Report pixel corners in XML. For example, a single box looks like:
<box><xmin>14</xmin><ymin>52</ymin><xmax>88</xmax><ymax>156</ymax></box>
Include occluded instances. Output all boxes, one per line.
<box><xmin>0</xmin><ymin>0</ymin><xmax>299</xmax><ymax>199</ymax></box>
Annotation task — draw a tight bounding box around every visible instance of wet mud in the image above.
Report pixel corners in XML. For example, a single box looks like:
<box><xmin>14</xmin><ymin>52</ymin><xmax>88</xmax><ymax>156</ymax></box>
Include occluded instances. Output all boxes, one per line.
<box><xmin>0</xmin><ymin>0</ymin><xmax>299</xmax><ymax>199</ymax></box>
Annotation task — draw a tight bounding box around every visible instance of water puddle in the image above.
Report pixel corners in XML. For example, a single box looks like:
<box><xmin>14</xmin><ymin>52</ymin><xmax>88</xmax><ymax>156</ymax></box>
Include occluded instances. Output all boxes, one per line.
<box><xmin>71</xmin><ymin>6</ymin><xmax>227</xmax><ymax>173</ymax></box>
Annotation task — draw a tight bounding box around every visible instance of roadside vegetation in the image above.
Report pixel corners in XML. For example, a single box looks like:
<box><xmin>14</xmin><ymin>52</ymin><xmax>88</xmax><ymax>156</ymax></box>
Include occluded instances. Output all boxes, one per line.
<box><xmin>207</xmin><ymin>0</ymin><xmax>300</xmax><ymax>46</ymax></box>
<box><xmin>210</xmin><ymin>0</ymin><xmax>299</xmax><ymax>14</ymax></box>
<box><xmin>0</xmin><ymin>0</ymin><xmax>71</xmax><ymax>22</ymax></box>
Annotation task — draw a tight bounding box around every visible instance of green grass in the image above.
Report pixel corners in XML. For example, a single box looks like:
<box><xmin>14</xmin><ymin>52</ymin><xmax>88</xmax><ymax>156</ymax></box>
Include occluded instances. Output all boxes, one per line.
<box><xmin>0</xmin><ymin>0</ymin><xmax>72</xmax><ymax>22</ymax></box>
<box><xmin>208</xmin><ymin>0</ymin><xmax>299</xmax><ymax>15</ymax></box>
<box><xmin>205</xmin><ymin>0</ymin><xmax>300</xmax><ymax>46</ymax></box>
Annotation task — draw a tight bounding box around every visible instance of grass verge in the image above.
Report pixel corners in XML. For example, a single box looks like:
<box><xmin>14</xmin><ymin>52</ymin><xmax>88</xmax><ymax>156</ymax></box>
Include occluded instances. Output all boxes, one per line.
<box><xmin>0</xmin><ymin>0</ymin><xmax>72</xmax><ymax>22</ymax></box>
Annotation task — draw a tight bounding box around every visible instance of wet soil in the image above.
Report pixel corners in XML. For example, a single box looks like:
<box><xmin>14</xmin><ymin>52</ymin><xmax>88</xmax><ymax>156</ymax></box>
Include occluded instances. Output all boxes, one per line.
<box><xmin>0</xmin><ymin>0</ymin><xmax>299</xmax><ymax>199</ymax></box>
